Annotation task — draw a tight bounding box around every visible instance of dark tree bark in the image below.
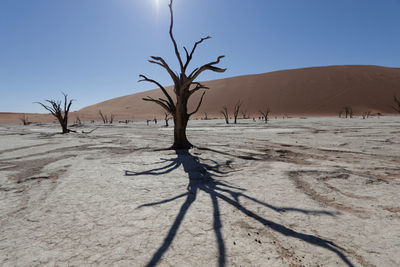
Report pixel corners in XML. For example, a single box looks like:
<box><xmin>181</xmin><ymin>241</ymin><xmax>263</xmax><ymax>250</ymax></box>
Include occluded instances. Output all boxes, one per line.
<box><xmin>233</xmin><ymin>100</ymin><xmax>243</xmax><ymax>124</ymax></box>
<box><xmin>35</xmin><ymin>93</ymin><xmax>74</xmax><ymax>134</ymax></box>
<box><xmin>20</xmin><ymin>114</ymin><xmax>30</xmax><ymax>125</ymax></box>
<box><xmin>259</xmin><ymin>106</ymin><xmax>271</xmax><ymax>123</ymax></box>
<box><xmin>221</xmin><ymin>106</ymin><xmax>229</xmax><ymax>124</ymax></box>
<box><xmin>139</xmin><ymin>0</ymin><xmax>226</xmax><ymax>149</ymax></box>
<box><xmin>99</xmin><ymin>110</ymin><xmax>108</xmax><ymax>124</ymax></box>
<box><xmin>164</xmin><ymin>112</ymin><xmax>170</xmax><ymax>127</ymax></box>
<box><xmin>393</xmin><ymin>94</ymin><xmax>400</xmax><ymax>113</ymax></box>
<box><xmin>344</xmin><ymin>106</ymin><xmax>353</xmax><ymax>118</ymax></box>
<box><xmin>241</xmin><ymin>110</ymin><xmax>248</xmax><ymax>119</ymax></box>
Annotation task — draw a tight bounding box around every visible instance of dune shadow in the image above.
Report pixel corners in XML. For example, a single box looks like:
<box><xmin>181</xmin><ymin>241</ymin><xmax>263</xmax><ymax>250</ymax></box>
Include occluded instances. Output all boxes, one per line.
<box><xmin>125</xmin><ymin>150</ymin><xmax>353</xmax><ymax>267</ymax></box>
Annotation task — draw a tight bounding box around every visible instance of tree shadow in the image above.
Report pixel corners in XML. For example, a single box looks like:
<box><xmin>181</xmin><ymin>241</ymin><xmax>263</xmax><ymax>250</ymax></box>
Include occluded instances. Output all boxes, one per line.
<box><xmin>125</xmin><ymin>150</ymin><xmax>353</xmax><ymax>267</ymax></box>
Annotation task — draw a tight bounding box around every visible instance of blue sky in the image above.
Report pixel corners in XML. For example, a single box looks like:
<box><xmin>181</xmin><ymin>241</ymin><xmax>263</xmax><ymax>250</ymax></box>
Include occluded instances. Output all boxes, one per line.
<box><xmin>1</xmin><ymin>0</ymin><xmax>400</xmax><ymax>113</ymax></box>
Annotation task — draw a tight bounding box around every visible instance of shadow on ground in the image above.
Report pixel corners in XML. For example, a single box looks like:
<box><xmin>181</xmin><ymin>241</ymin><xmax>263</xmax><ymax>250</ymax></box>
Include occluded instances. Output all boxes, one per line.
<box><xmin>125</xmin><ymin>150</ymin><xmax>354</xmax><ymax>267</ymax></box>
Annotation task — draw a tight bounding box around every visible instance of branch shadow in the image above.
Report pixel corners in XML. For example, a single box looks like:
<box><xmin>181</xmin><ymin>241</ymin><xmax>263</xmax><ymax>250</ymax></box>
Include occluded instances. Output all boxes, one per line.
<box><xmin>125</xmin><ymin>150</ymin><xmax>353</xmax><ymax>267</ymax></box>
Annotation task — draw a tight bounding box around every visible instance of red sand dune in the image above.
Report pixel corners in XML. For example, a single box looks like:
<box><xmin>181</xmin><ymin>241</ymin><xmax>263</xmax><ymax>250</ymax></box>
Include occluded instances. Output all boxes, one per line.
<box><xmin>78</xmin><ymin>65</ymin><xmax>400</xmax><ymax>120</ymax></box>
<box><xmin>2</xmin><ymin>65</ymin><xmax>400</xmax><ymax>123</ymax></box>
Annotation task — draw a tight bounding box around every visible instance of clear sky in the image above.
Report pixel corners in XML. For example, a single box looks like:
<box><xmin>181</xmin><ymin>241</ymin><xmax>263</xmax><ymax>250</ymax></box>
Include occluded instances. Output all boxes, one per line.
<box><xmin>1</xmin><ymin>0</ymin><xmax>400</xmax><ymax>113</ymax></box>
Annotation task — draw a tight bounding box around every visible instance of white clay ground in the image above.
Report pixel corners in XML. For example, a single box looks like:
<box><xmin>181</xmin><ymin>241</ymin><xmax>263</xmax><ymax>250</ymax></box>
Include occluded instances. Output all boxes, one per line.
<box><xmin>0</xmin><ymin>117</ymin><xmax>400</xmax><ymax>266</ymax></box>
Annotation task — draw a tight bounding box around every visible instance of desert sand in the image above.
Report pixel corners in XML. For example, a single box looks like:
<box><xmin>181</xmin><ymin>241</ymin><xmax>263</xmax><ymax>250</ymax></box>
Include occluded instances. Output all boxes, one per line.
<box><xmin>1</xmin><ymin>65</ymin><xmax>400</xmax><ymax>125</ymax></box>
<box><xmin>78</xmin><ymin>65</ymin><xmax>400</xmax><ymax>120</ymax></box>
<box><xmin>1</xmin><ymin>117</ymin><xmax>399</xmax><ymax>266</ymax></box>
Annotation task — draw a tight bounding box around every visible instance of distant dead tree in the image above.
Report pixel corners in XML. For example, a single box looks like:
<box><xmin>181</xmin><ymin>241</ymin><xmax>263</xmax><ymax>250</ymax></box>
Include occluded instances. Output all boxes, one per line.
<box><xmin>221</xmin><ymin>106</ymin><xmax>229</xmax><ymax>124</ymax></box>
<box><xmin>99</xmin><ymin>111</ymin><xmax>114</xmax><ymax>124</ymax></box>
<box><xmin>35</xmin><ymin>93</ymin><xmax>74</xmax><ymax>134</ymax></box>
<box><xmin>99</xmin><ymin>110</ymin><xmax>108</xmax><ymax>124</ymax></box>
<box><xmin>392</xmin><ymin>94</ymin><xmax>400</xmax><ymax>113</ymax></box>
<box><xmin>164</xmin><ymin>112</ymin><xmax>170</xmax><ymax>127</ymax></box>
<box><xmin>204</xmin><ymin>112</ymin><xmax>208</xmax><ymax>120</ymax></box>
<box><xmin>362</xmin><ymin>111</ymin><xmax>371</xmax><ymax>119</ymax></box>
<box><xmin>154</xmin><ymin>117</ymin><xmax>157</xmax><ymax>124</ymax></box>
<box><xmin>259</xmin><ymin>106</ymin><xmax>271</xmax><ymax>123</ymax></box>
<box><xmin>20</xmin><ymin>114</ymin><xmax>30</xmax><ymax>125</ymax></box>
<box><xmin>338</xmin><ymin>110</ymin><xmax>343</xmax><ymax>118</ymax></box>
<box><xmin>139</xmin><ymin>0</ymin><xmax>226</xmax><ymax>149</ymax></box>
<box><xmin>344</xmin><ymin>106</ymin><xmax>353</xmax><ymax>118</ymax></box>
<box><xmin>241</xmin><ymin>110</ymin><xmax>248</xmax><ymax>119</ymax></box>
<box><xmin>146</xmin><ymin>120</ymin><xmax>151</xmax><ymax>126</ymax></box>
<box><xmin>233</xmin><ymin>100</ymin><xmax>243</xmax><ymax>124</ymax></box>
<box><xmin>74</xmin><ymin>114</ymin><xmax>82</xmax><ymax>125</ymax></box>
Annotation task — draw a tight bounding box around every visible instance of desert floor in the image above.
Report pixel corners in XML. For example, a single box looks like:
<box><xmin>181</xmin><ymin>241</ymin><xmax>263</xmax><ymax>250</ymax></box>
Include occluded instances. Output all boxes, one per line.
<box><xmin>1</xmin><ymin>117</ymin><xmax>399</xmax><ymax>266</ymax></box>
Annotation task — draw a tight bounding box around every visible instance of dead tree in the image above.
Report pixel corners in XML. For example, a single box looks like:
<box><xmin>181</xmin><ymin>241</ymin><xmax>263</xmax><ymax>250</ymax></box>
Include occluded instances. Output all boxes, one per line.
<box><xmin>241</xmin><ymin>110</ymin><xmax>248</xmax><ymax>119</ymax></box>
<box><xmin>344</xmin><ymin>106</ymin><xmax>353</xmax><ymax>118</ymax></box>
<box><xmin>392</xmin><ymin>94</ymin><xmax>400</xmax><ymax>113</ymax></box>
<box><xmin>109</xmin><ymin>114</ymin><xmax>115</xmax><ymax>124</ymax></box>
<box><xmin>20</xmin><ymin>114</ymin><xmax>30</xmax><ymax>125</ymax></box>
<box><xmin>259</xmin><ymin>106</ymin><xmax>271</xmax><ymax>123</ymax></box>
<box><xmin>233</xmin><ymin>100</ymin><xmax>243</xmax><ymax>124</ymax></box>
<box><xmin>204</xmin><ymin>112</ymin><xmax>208</xmax><ymax>120</ymax></box>
<box><xmin>74</xmin><ymin>114</ymin><xmax>82</xmax><ymax>125</ymax></box>
<box><xmin>362</xmin><ymin>111</ymin><xmax>371</xmax><ymax>119</ymax></box>
<box><xmin>164</xmin><ymin>112</ymin><xmax>170</xmax><ymax>127</ymax></box>
<box><xmin>35</xmin><ymin>93</ymin><xmax>74</xmax><ymax>134</ymax></box>
<box><xmin>99</xmin><ymin>110</ymin><xmax>108</xmax><ymax>124</ymax></box>
<box><xmin>221</xmin><ymin>106</ymin><xmax>229</xmax><ymax>124</ymax></box>
<box><xmin>139</xmin><ymin>0</ymin><xmax>226</xmax><ymax>149</ymax></box>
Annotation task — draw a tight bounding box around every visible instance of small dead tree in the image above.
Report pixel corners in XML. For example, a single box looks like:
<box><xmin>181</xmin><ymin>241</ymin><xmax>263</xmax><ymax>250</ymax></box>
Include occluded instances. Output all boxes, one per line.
<box><xmin>140</xmin><ymin>0</ymin><xmax>226</xmax><ymax>149</ymax></box>
<box><xmin>344</xmin><ymin>106</ymin><xmax>353</xmax><ymax>118</ymax></box>
<box><xmin>35</xmin><ymin>93</ymin><xmax>74</xmax><ymax>134</ymax></box>
<box><xmin>221</xmin><ymin>106</ymin><xmax>229</xmax><ymax>124</ymax></box>
<box><xmin>392</xmin><ymin>94</ymin><xmax>400</xmax><ymax>113</ymax></box>
<box><xmin>20</xmin><ymin>114</ymin><xmax>30</xmax><ymax>125</ymax></box>
<box><xmin>164</xmin><ymin>112</ymin><xmax>170</xmax><ymax>127</ymax></box>
<box><xmin>109</xmin><ymin>114</ymin><xmax>115</xmax><ymax>124</ymax></box>
<box><xmin>74</xmin><ymin>114</ymin><xmax>82</xmax><ymax>125</ymax></box>
<box><xmin>241</xmin><ymin>110</ymin><xmax>248</xmax><ymax>119</ymax></box>
<box><xmin>99</xmin><ymin>110</ymin><xmax>108</xmax><ymax>124</ymax></box>
<box><xmin>233</xmin><ymin>100</ymin><xmax>243</xmax><ymax>124</ymax></box>
<box><xmin>204</xmin><ymin>112</ymin><xmax>208</xmax><ymax>120</ymax></box>
<box><xmin>259</xmin><ymin>106</ymin><xmax>271</xmax><ymax>123</ymax></box>
<box><xmin>362</xmin><ymin>111</ymin><xmax>371</xmax><ymax>119</ymax></box>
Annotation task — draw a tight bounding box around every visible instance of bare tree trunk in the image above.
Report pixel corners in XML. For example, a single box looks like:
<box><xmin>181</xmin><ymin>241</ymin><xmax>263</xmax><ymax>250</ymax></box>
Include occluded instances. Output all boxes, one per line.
<box><xmin>172</xmin><ymin>100</ymin><xmax>192</xmax><ymax>149</ymax></box>
<box><xmin>164</xmin><ymin>112</ymin><xmax>170</xmax><ymax>127</ymax></box>
<box><xmin>392</xmin><ymin>94</ymin><xmax>400</xmax><ymax>113</ymax></box>
<box><xmin>233</xmin><ymin>100</ymin><xmax>243</xmax><ymax>124</ymax></box>
<box><xmin>221</xmin><ymin>106</ymin><xmax>229</xmax><ymax>124</ymax></box>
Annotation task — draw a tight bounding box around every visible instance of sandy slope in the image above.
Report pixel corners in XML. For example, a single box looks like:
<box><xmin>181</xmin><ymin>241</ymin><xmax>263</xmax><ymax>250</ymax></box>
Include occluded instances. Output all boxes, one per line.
<box><xmin>1</xmin><ymin>117</ymin><xmax>399</xmax><ymax>266</ymax></box>
<box><xmin>78</xmin><ymin>65</ymin><xmax>400</xmax><ymax>120</ymax></box>
<box><xmin>2</xmin><ymin>65</ymin><xmax>399</xmax><ymax>124</ymax></box>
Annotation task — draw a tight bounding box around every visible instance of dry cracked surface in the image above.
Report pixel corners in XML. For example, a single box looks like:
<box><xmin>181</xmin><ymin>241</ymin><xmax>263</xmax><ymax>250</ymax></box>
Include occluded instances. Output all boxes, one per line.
<box><xmin>0</xmin><ymin>117</ymin><xmax>400</xmax><ymax>266</ymax></box>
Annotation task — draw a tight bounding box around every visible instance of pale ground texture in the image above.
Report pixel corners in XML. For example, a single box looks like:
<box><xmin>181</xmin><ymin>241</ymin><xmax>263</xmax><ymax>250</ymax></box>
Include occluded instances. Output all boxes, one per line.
<box><xmin>0</xmin><ymin>117</ymin><xmax>399</xmax><ymax>267</ymax></box>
